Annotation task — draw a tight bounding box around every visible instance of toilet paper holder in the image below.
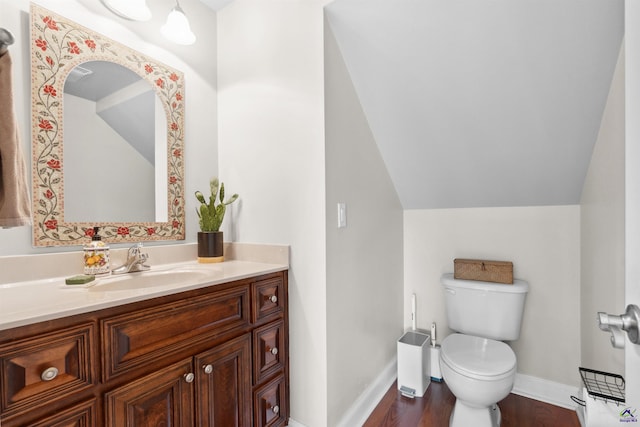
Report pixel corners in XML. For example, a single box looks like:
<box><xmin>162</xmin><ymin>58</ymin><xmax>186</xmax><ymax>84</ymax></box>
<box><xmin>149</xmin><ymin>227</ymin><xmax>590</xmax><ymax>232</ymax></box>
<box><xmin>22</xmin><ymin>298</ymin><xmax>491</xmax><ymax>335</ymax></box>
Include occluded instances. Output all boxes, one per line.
<box><xmin>598</xmin><ymin>304</ymin><xmax>640</xmax><ymax>346</ymax></box>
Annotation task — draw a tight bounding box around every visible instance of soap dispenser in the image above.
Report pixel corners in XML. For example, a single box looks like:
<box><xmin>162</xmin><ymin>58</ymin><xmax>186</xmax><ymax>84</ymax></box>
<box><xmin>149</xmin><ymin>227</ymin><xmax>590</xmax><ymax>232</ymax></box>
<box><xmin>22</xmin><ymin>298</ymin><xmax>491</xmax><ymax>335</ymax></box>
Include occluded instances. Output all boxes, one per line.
<box><xmin>83</xmin><ymin>226</ymin><xmax>111</xmax><ymax>275</ymax></box>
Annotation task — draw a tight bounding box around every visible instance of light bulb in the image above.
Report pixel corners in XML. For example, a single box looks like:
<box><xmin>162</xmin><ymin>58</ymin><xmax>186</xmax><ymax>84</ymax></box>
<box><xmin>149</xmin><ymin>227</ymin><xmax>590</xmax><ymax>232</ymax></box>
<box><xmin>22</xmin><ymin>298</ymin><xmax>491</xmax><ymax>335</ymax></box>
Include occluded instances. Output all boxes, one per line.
<box><xmin>161</xmin><ymin>4</ymin><xmax>196</xmax><ymax>45</ymax></box>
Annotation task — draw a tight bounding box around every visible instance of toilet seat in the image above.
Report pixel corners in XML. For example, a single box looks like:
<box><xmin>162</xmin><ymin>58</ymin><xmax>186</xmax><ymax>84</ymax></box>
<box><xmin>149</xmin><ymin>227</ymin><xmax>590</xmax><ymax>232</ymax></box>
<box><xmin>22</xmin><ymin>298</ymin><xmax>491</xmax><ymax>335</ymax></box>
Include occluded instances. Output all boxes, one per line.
<box><xmin>441</xmin><ymin>334</ymin><xmax>516</xmax><ymax>381</ymax></box>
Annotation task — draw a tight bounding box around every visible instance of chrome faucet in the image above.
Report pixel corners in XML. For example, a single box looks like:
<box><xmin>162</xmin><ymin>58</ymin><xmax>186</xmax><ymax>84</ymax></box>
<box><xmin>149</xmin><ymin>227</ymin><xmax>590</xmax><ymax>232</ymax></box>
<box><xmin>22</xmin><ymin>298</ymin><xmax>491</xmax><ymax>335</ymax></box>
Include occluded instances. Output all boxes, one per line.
<box><xmin>112</xmin><ymin>243</ymin><xmax>150</xmax><ymax>274</ymax></box>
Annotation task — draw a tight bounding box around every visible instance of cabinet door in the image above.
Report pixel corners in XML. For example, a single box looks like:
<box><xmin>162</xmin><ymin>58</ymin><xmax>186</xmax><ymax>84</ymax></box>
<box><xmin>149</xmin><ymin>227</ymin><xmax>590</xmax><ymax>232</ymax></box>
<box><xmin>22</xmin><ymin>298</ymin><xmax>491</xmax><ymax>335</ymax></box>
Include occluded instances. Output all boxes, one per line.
<box><xmin>105</xmin><ymin>358</ymin><xmax>194</xmax><ymax>427</ymax></box>
<box><xmin>195</xmin><ymin>334</ymin><xmax>252</xmax><ymax>427</ymax></box>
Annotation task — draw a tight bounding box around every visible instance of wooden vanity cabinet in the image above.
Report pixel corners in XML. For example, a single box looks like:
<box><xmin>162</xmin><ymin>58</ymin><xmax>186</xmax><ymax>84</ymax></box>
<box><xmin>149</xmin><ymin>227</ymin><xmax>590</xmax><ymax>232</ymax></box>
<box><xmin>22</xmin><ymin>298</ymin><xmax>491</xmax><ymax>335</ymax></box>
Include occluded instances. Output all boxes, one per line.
<box><xmin>0</xmin><ymin>270</ymin><xmax>288</xmax><ymax>427</ymax></box>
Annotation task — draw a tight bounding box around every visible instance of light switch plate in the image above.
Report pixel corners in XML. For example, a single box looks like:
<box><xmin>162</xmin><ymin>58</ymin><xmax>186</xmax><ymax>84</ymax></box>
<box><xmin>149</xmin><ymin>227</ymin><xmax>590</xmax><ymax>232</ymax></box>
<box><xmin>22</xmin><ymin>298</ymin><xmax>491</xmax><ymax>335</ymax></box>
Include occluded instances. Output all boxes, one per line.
<box><xmin>337</xmin><ymin>203</ymin><xmax>347</xmax><ymax>228</ymax></box>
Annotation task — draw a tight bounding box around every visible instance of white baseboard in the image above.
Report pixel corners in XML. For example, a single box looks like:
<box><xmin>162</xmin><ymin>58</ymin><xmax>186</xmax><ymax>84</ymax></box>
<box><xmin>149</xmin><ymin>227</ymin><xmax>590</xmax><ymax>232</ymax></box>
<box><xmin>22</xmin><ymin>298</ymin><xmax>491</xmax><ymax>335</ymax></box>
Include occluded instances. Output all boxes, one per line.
<box><xmin>292</xmin><ymin>365</ymin><xmax>579</xmax><ymax>427</ymax></box>
<box><xmin>335</xmin><ymin>357</ymin><xmax>398</xmax><ymax>427</ymax></box>
<box><xmin>512</xmin><ymin>373</ymin><xmax>581</xmax><ymax>410</ymax></box>
<box><xmin>287</xmin><ymin>419</ymin><xmax>307</xmax><ymax>427</ymax></box>
<box><xmin>287</xmin><ymin>358</ymin><xmax>397</xmax><ymax>427</ymax></box>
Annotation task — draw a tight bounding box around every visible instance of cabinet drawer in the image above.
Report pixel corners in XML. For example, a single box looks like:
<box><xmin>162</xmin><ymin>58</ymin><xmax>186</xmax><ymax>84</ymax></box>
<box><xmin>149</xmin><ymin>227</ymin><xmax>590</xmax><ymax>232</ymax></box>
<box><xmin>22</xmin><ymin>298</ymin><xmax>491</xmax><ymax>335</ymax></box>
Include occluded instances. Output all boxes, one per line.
<box><xmin>0</xmin><ymin>323</ymin><xmax>96</xmax><ymax>420</ymax></box>
<box><xmin>102</xmin><ymin>285</ymin><xmax>250</xmax><ymax>381</ymax></box>
<box><xmin>27</xmin><ymin>398</ymin><xmax>97</xmax><ymax>427</ymax></box>
<box><xmin>253</xmin><ymin>320</ymin><xmax>285</xmax><ymax>385</ymax></box>
<box><xmin>252</xmin><ymin>276</ymin><xmax>284</xmax><ymax>323</ymax></box>
<box><xmin>254</xmin><ymin>374</ymin><xmax>287</xmax><ymax>427</ymax></box>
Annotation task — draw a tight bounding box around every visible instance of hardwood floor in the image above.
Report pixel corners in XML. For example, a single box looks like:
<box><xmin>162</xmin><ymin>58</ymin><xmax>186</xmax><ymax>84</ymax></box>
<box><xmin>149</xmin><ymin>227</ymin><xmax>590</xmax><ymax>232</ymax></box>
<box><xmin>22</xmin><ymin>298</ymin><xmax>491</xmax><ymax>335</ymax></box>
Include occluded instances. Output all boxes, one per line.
<box><xmin>364</xmin><ymin>380</ymin><xmax>581</xmax><ymax>427</ymax></box>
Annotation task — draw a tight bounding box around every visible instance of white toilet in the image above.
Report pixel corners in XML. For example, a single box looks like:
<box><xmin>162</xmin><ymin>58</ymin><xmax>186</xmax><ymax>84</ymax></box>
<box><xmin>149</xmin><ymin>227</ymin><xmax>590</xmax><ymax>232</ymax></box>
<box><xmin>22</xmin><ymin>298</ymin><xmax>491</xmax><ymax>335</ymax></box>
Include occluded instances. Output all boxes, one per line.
<box><xmin>440</xmin><ymin>273</ymin><xmax>529</xmax><ymax>427</ymax></box>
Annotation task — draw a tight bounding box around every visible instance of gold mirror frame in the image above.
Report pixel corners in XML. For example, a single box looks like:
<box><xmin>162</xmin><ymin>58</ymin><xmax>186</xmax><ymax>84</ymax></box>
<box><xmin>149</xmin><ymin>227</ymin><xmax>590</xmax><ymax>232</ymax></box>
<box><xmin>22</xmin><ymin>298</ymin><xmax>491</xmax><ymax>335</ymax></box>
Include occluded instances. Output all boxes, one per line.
<box><xmin>30</xmin><ymin>4</ymin><xmax>185</xmax><ymax>246</ymax></box>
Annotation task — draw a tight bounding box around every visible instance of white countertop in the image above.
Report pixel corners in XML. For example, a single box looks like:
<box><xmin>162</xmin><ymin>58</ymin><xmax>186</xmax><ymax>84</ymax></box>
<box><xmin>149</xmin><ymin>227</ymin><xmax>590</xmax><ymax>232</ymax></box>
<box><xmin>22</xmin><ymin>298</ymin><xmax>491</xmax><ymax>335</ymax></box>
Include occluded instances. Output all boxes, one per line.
<box><xmin>0</xmin><ymin>244</ymin><xmax>289</xmax><ymax>331</ymax></box>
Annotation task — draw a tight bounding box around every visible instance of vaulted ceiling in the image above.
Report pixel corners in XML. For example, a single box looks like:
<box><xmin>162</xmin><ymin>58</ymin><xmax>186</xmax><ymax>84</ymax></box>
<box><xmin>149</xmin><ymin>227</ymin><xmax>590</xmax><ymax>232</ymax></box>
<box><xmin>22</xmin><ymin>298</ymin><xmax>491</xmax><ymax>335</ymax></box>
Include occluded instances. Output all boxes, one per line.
<box><xmin>199</xmin><ymin>0</ymin><xmax>234</xmax><ymax>12</ymax></box>
<box><xmin>204</xmin><ymin>0</ymin><xmax>624</xmax><ymax>209</ymax></box>
<box><xmin>325</xmin><ymin>0</ymin><xmax>623</xmax><ymax>209</ymax></box>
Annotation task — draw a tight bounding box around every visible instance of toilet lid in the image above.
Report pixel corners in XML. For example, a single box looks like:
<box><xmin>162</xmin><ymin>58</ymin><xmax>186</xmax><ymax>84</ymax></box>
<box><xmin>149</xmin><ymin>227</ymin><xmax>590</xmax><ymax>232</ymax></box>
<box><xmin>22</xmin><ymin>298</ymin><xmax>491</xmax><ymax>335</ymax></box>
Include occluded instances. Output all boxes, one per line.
<box><xmin>441</xmin><ymin>334</ymin><xmax>516</xmax><ymax>380</ymax></box>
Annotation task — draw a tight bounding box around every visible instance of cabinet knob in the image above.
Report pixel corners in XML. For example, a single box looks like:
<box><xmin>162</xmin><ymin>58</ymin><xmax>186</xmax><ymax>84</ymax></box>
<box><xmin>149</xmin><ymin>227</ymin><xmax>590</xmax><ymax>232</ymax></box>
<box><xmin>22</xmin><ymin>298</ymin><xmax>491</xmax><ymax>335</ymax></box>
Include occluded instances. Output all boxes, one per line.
<box><xmin>271</xmin><ymin>404</ymin><xmax>280</xmax><ymax>415</ymax></box>
<box><xmin>184</xmin><ymin>372</ymin><xmax>195</xmax><ymax>383</ymax></box>
<box><xmin>269</xmin><ymin>295</ymin><xmax>278</xmax><ymax>304</ymax></box>
<box><xmin>270</xmin><ymin>347</ymin><xmax>278</xmax><ymax>356</ymax></box>
<box><xmin>203</xmin><ymin>364</ymin><xmax>213</xmax><ymax>374</ymax></box>
<box><xmin>40</xmin><ymin>367</ymin><xmax>59</xmax><ymax>381</ymax></box>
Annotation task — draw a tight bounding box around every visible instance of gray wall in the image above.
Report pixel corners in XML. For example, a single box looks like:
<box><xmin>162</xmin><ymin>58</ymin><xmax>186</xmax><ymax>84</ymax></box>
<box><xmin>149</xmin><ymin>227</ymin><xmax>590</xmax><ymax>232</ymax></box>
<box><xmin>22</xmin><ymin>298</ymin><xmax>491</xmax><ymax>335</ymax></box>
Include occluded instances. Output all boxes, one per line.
<box><xmin>324</xmin><ymin>19</ymin><xmax>404</xmax><ymax>426</ymax></box>
<box><xmin>580</xmin><ymin>44</ymin><xmax>625</xmax><ymax>375</ymax></box>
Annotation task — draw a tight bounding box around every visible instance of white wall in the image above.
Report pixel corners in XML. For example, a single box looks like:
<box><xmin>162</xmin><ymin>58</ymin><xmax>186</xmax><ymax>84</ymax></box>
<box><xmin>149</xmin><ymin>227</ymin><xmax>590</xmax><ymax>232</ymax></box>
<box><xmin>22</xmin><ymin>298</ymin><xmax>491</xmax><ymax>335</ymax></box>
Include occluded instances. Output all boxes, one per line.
<box><xmin>404</xmin><ymin>206</ymin><xmax>581</xmax><ymax>386</ymax></box>
<box><xmin>217</xmin><ymin>2</ymin><xmax>330</xmax><ymax>426</ymax></box>
<box><xmin>0</xmin><ymin>0</ymin><xmax>217</xmax><ymax>255</ymax></box>
<box><xmin>580</xmin><ymin>44</ymin><xmax>625</xmax><ymax>375</ymax></box>
<box><xmin>324</xmin><ymin>18</ymin><xmax>404</xmax><ymax>426</ymax></box>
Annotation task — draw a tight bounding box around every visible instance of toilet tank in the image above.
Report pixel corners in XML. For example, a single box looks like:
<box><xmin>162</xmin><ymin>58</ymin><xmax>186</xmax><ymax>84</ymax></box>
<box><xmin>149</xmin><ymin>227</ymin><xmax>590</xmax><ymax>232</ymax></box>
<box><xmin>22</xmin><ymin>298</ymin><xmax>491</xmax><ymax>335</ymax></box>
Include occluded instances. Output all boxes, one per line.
<box><xmin>441</xmin><ymin>273</ymin><xmax>529</xmax><ymax>341</ymax></box>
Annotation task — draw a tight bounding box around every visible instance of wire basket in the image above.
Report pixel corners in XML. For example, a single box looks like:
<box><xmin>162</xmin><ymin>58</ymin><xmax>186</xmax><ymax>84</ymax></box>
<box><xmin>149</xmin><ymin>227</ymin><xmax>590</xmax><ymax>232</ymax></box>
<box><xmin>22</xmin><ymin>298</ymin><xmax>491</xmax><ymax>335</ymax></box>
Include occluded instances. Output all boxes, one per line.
<box><xmin>579</xmin><ymin>367</ymin><xmax>625</xmax><ymax>403</ymax></box>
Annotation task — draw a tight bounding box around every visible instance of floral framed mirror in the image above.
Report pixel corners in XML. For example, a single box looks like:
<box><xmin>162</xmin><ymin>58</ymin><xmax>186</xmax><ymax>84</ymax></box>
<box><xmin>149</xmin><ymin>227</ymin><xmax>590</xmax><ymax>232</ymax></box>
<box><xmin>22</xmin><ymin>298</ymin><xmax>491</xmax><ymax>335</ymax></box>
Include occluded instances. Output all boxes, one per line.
<box><xmin>30</xmin><ymin>4</ymin><xmax>185</xmax><ymax>246</ymax></box>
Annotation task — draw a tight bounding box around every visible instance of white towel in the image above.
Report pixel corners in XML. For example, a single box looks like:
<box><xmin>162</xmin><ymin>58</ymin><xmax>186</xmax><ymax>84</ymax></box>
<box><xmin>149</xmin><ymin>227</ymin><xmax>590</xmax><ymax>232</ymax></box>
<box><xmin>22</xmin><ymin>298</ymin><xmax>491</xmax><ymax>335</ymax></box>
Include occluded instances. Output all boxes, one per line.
<box><xmin>0</xmin><ymin>51</ymin><xmax>31</xmax><ymax>228</ymax></box>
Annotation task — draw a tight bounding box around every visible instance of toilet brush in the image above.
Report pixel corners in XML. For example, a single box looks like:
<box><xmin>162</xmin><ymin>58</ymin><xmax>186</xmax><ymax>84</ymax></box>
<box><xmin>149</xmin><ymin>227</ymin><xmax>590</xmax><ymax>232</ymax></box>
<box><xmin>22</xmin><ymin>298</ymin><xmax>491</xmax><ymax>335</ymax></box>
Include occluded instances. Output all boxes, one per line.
<box><xmin>430</xmin><ymin>322</ymin><xmax>443</xmax><ymax>382</ymax></box>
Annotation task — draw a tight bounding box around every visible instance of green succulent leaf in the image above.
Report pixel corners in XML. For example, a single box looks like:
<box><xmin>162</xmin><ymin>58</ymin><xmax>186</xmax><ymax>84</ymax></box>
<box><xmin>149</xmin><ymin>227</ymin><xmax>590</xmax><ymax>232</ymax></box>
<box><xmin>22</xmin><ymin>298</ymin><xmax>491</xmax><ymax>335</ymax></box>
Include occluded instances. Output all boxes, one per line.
<box><xmin>224</xmin><ymin>194</ymin><xmax>239</xmax><ymax>205</ymax></box>
<box><xmin>208</xmin><ymin>195</ymin><xmax>216</xmax><ymax>216</ymax></box>
<box><xmin>210</xmin><ymin>178</ymin><xmax>219</xmax><ymax>201</ymax></box>
<box><xmin>195</xmin><ymin>177</ymin><xmax>239</xmax><ymax>232</ymax></box>
<box><xmin>211</xmin><ymin>204</ymin><xmax>226</xmax><ymax>232</ymax></box>
<box><xmin>195</xmin><ymin>191</ymin><xmax>206</xmax><ymax>205</ymax></box>
<box><xmin>198</xmin><ymin>204</ymin><xmax>210</xmax><ymax>230</ymax></box>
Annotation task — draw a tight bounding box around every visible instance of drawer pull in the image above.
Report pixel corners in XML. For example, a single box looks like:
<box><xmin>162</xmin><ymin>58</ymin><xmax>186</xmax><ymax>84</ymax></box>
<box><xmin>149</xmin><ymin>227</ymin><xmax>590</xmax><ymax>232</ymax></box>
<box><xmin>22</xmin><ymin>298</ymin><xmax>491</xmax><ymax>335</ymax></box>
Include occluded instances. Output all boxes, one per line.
<box><xmin>271</xmin><ymin>404</ymin><xmax>280</xmax><ymax>415</ymax></box>
<box><xmin>184</xmin><ymin>372</ymin><xmax>195</xmax><ymax>383</ymax></box>
<box><xmin>270</xmin><ymin>347</ymin><xmax>279</xmax><ymax>356</ymax></box>
<box><xmin>40</xmin><ymin>367</ymin><xmax>59</xmax><ymax>381</ymax></box>
<box><xmin>269</xmin><ymin>295</ymin><xmax>278</xmax><ymax>304</ymax></box>
<box><xmin>203</xmin><ymin>364</ymin><xmax>213</xmax><ymax>374</ymax></box>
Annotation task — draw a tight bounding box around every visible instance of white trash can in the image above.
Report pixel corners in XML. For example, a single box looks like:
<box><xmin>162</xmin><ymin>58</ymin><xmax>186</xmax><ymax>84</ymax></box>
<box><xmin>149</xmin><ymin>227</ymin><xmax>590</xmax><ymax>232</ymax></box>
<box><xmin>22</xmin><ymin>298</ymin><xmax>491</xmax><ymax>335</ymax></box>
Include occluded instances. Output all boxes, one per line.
<box><xmin>397</xmin><ymin>331</ymin><xmax>431</xmax><ymax>398</ymax></box>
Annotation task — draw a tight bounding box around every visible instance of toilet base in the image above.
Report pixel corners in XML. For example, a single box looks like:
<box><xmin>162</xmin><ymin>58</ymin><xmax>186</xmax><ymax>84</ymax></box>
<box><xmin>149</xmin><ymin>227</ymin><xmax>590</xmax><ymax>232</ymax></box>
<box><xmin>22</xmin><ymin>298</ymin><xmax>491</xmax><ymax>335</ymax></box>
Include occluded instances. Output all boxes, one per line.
<box><xmin>449</xmin><ymin>400</ymin><xmax>501</xmax><ymax>427</ymax></box>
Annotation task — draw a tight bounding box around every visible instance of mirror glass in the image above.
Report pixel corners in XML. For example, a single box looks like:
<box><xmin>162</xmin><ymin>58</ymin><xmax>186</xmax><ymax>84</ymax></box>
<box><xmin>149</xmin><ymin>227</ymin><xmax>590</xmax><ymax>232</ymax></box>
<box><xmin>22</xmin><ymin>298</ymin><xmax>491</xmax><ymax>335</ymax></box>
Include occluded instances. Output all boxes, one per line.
<box><xmin>31</xmin><ymin>5</ymin><xmax>185</xmax><ymax>246</ymax></box>
<box><xmin>63</xmin><ymin>61</ymin><xmax>167</xmax><ymax>223</ymax></box>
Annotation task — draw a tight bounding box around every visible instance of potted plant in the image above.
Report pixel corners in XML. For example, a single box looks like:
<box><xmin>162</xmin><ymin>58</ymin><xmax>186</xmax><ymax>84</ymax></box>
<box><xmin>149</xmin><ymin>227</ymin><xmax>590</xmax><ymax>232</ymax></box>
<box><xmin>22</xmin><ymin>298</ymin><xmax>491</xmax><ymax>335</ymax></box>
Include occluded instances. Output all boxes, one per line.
<box><xmin>195</xmin><ymin>178</ymin><xmax>239</xmax><ymax>263</ymax></box>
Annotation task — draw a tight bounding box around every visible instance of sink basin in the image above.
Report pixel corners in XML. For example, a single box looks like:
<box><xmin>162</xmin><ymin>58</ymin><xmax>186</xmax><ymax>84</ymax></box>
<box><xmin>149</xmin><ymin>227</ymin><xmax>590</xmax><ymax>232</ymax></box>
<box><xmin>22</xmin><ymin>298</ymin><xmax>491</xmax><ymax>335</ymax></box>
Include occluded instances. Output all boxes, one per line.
<box><xmin>90</xmin><ymin>268</ymin><xmax>212</xmax><ymax>292</ymax></box>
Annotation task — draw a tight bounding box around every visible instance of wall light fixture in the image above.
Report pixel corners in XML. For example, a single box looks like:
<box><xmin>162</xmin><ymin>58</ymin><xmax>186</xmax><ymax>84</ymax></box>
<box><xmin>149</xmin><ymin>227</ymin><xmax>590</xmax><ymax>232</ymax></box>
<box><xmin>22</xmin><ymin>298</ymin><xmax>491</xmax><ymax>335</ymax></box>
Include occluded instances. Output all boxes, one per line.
<box><xmin>100</xmin><ymin>0</ymin><xmax>152</xmax><ymax>22</ymax></box>
<box><xmin>161</xmin><ymin>1</ymin><xmax>196</xmax><ymax>45</ymax></box>
<box><xmin>100</xmin><ymin>0</ymin><xmax>196</xmax><ymax>46</ymax></box>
